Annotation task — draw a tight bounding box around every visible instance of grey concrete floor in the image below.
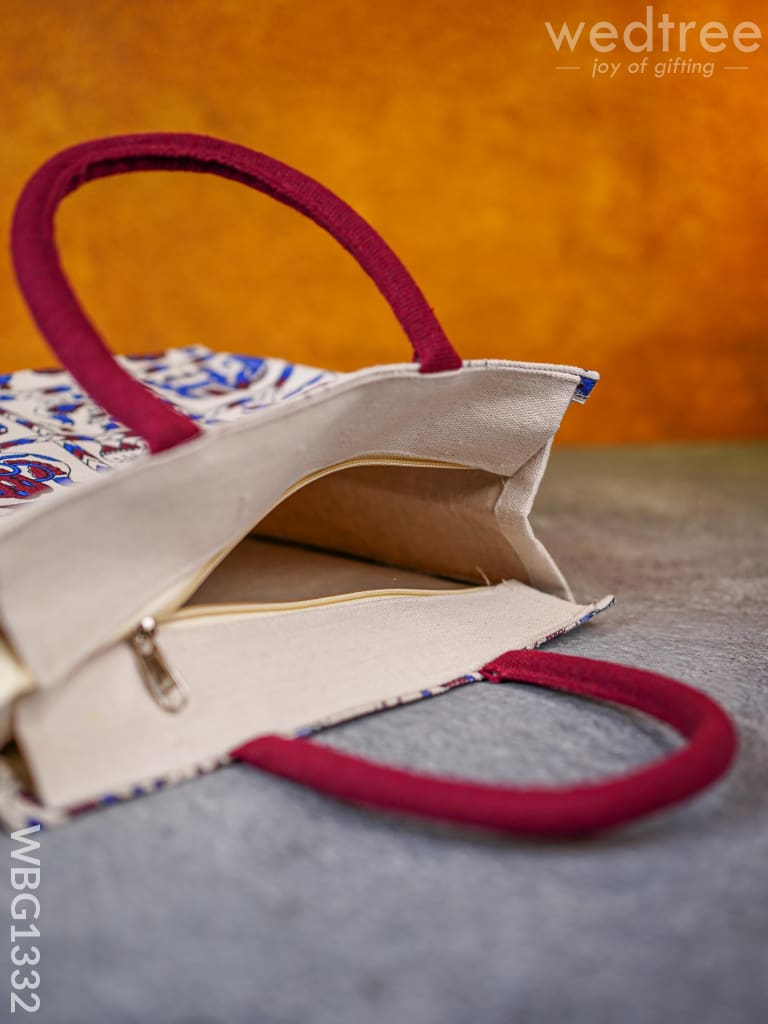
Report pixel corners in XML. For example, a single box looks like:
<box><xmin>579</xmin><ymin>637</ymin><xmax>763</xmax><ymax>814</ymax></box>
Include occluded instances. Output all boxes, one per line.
<box><xmin>1</xmin><ymin>442</ymin><xmax>766</xmax><ymax>1024</ymax></box>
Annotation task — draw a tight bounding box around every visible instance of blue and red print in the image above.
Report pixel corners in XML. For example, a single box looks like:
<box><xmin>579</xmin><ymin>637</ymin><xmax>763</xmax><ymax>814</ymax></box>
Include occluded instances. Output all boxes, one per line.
<box><xmin>0</xmin><ymin>346</ymin><xmax>334</xmax><ymax>515</ymax></box>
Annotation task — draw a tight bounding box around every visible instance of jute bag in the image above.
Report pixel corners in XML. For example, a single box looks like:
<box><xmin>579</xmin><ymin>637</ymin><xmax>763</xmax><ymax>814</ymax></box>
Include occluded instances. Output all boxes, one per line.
<box><xmin>0</xmin><ymin>134</ymin><xmax>736</xmax><ymax>835</ymax></box>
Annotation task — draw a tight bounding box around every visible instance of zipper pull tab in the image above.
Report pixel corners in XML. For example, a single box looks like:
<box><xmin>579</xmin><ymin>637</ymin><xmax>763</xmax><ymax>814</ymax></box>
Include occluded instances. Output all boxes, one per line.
<box><xmin>130</xmin><ymin>616</ymin><xmax>189</xmax><ymax>713</ymax></box>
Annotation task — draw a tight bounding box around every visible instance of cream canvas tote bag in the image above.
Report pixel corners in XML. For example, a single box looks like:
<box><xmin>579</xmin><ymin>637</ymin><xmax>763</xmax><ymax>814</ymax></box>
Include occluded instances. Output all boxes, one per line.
<box><xmin>0</xmin><ymin>134</ymin><xmax>736</xmax><ymax>835</ymax></box>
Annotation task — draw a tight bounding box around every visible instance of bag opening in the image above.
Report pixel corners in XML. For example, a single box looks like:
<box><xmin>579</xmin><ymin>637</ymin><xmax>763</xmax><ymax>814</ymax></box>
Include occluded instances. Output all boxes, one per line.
<box><xmin>184</xmin><ymin>462</ymin><xmax>531</xmax><ymax>609</ymax></box>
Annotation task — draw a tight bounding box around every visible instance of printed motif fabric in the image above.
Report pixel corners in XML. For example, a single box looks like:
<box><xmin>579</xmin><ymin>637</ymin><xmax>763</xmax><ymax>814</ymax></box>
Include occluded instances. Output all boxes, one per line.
<box><xmin>0</xmin><ymin>346</ymin><xmax>335</xmax><ymax>515</ymax></box>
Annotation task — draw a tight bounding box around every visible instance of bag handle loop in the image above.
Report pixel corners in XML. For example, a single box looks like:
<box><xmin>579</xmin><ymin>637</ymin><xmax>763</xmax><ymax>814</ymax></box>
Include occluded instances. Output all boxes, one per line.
<box><xmin>12</xmin><ymin>133</ymin><xmax>462</xmax><ymax>453</ymax></box>
<box><xmin>233</xmin><ymin>650</ymin><xmax>737</xmax><ymax>837</ymax></box>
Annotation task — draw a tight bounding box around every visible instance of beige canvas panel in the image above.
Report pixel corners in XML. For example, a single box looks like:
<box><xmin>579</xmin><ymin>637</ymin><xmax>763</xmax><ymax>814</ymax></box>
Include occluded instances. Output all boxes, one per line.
<box><xmin>0</xmin><ymin>361</ymin><xmax>582</xmax><ymax>689</ymax></box>
<box><xmin>16</xmin><ymin>565</ymin><xmax>611</xmax><ymax>809</ymax></box>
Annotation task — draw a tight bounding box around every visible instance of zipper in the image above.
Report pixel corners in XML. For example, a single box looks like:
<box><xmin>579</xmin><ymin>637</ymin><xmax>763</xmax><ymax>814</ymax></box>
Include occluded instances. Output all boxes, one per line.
<box><xmin>139</xmin><ymin>454</ymin><xmax>475</xmax><ymax>624</ymax></box>
<box><xmin>138</xmin><ymin>585</ymin><xmax>476</xmax><ymax>711</ymax></box>
<box><xmin>164</xmin><ymin>584</ymin><xmax>477</xmax><ymax>625</ymax></box>
<box><xmin>130</xmin><ymin>616</ymin><xmax>189</xmax><ymax>713</ymax></box>
<box><xmin>266</xmin><ymin>455</ymin><xmax>471</xmax><ymax>504</ymax></box>
<box><xmin>122</xmin><ymin>454</ymin><xmax>476</xmax><ymax>710</ymax></box>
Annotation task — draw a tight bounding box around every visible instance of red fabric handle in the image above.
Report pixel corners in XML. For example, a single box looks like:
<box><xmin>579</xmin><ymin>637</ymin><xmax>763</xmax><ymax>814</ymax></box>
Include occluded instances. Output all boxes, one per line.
<box><xmin>232</xmin><ymin>650</ymin><xmax>737</xmax><ymax>837</ymax></box>
<box><xmin>11</xmin><ymin>133</ymin><xmax>462</xmax><ymax>453</ymax></box>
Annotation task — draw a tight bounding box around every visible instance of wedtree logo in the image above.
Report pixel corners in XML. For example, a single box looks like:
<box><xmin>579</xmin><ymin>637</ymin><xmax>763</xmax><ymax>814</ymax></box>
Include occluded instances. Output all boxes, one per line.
<box><xmin>545</xmin><ymin>5</ymin><xmax>761</xmax><ymax>78</ymax></box>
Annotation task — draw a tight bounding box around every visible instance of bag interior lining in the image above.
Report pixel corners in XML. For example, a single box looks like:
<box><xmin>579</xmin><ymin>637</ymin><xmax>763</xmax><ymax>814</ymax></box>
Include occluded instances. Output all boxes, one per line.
<box><xmin>186</xmin><ymin>536</ymin><xmax>471</xmax><ymax>606</ymax></box>
<box><xmin>186</xmin><ymin>463</ymin><xmax>529</xmax><ymax>607</ymax></box>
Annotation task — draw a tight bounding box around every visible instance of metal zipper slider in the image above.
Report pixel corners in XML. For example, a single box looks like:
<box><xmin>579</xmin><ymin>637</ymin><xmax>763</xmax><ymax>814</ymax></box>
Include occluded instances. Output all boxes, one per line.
<box><xmin>130</xmin><ymin>616</ymin><xmax>189</xmax><ymax>713</ymax></box>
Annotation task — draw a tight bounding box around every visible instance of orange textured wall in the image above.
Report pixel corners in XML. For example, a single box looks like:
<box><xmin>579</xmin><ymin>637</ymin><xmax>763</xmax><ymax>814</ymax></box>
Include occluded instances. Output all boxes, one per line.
<box><xmin>1</xmin><ymin>0</ymin><xmax>766</xmax><ymax>443</ymax></box>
